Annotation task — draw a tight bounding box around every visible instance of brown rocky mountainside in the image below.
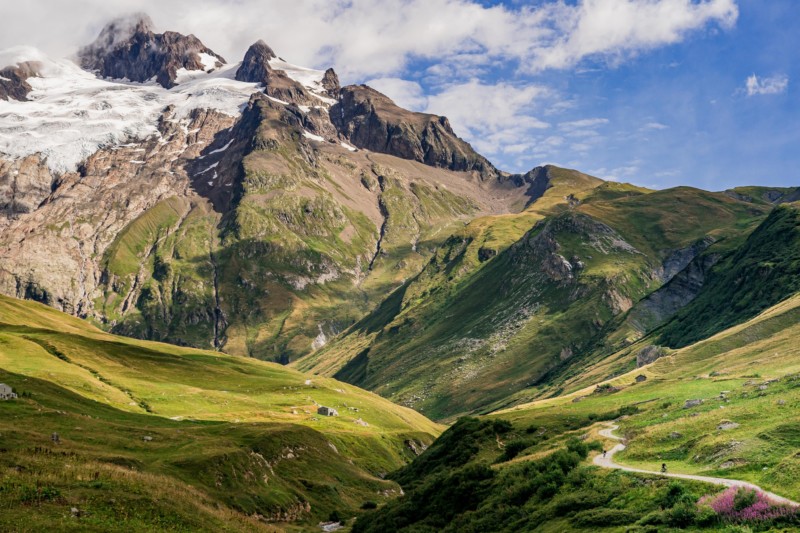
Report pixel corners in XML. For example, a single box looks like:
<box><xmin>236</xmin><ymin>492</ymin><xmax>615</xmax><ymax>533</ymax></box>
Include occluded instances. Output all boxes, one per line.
<box><xmin>0</xmin><ymin>19</ymin><xmax>543</xmax><ymax>363</ymax></box>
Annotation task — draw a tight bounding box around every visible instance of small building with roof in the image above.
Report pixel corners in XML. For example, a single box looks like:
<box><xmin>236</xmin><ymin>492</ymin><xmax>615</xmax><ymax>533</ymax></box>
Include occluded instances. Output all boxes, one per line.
<box><xmin>0</xmin><ymin>383</ymin><xmax>18</xmax><ymax>400</ymax></box>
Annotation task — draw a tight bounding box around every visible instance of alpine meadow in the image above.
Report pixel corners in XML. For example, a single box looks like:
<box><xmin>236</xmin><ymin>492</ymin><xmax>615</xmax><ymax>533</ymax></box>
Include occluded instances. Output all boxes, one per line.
<box><xmin>1</xmin><ymin>1</ymin><xmax>799</xmax><ymax>531</ymax></box>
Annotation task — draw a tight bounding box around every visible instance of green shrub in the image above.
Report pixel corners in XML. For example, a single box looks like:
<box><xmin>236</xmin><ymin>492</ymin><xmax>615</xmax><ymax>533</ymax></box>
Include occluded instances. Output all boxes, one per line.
<box><xmin>637</xmin><ymin>510</ymin><xmax>667</xmax><ymax>526</ymax></box>
<box><xmin>733</xmin><ymin>487</ymin><xmax>757</xmax><ymax>511</ymax></box>
<box><xmin>667</xmin><ymin>501</ymin><xmax>697</xmax><ymax>527</ymax></box>
<box><xmin>492</xmin><ymin>419</ymin><xmax>513</xmax><ymax>434</ymax></box>
<box><xmin>660</xmin><ymin>481</ymin><xmax>689</xmax><ymax>508</ymax></box>
<box><xmin>571</xmin><ymin>508</ymin><xmax>639</xmax><ymax>527</ymax></box>
<box><xmin>695</xmin><ymin>504</ymin><xmax>719</xmax><ymax>527</ymax></box>
<box><xmin>497</xmin><ymin>439</ymin><xmax>529</xmax><ymax>462</ymax></box>
<box><xmin>551</xmin><ymin>490</ymin><xmax>609</xmax><ymax>516</ymax></box>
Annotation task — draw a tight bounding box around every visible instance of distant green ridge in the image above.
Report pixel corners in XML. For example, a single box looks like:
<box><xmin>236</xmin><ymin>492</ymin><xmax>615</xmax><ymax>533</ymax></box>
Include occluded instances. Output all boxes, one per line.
<box><xmin>658</xmin><ymin>203</ymin><xmax>800</xmax><ymax>348</ymax></box>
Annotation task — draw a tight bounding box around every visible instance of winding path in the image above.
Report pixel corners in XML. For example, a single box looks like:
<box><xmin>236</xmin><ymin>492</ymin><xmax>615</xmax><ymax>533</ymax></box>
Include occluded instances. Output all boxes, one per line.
<box><xmin>593</xmin><ymin>423</ymin><xmax>799</xmax><ymax>507</ymax></box>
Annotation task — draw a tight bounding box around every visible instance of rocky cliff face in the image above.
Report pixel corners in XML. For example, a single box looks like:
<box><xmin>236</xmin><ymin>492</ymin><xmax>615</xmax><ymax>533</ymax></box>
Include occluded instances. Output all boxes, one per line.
<box><xmin>0</xmin><ymin>155</ymin><xmax>54</xmax><ymax>216</ymax></box>
<box><xmin>235</xmin><ymin>41</ymin><xmax>314</xmax><ymax>105</ymax></box>
<box><xmin>331</xmin><ymin>85</ymin><xmax>498</xmax><ymax>179</ymax></box>
<box><xmin>235</xmin><ymin>40</ymin><xmax>276</xmax><ymax>82</ymax></box>
<box><xmin>625</xmin><ymin>247</ymin><xmax>721</xmax><ymax>335</ymax></box>
<box><xmin>321</xmin><ymin>68</ymin><xmax>340</xmax><ymax>96</ymax></box>
<box><xmin>79</xmin><ymin>14</ymin><xmax>225</xmax><ymax>88</ymax></box>
<box><xmin>0</xmin><ymin>106</ymin><xmax>235</xmax><ymax>317</ymax></box>
<box><xmin>0</xmin><ymin>61</ymin><xmax>41</xmax><ymax>101</ymax></box>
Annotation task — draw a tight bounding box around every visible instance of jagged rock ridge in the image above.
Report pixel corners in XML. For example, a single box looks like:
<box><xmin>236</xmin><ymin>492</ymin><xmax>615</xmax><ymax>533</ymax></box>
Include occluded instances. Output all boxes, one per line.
<box><xmin>235</xmin><ymin>40</ymin><xmax>315</xmax><ymax>105</ymax></box>
<box><xmin>331</xmin><ymin>85</ymin><xmax>499</xmax><ymax>179</ymax></box>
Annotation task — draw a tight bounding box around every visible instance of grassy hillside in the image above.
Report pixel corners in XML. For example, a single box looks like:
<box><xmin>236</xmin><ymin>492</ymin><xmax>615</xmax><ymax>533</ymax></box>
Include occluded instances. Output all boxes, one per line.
<box><xmin>0</xmin><ymin>294</ymin><xmax>442</xmax><ymax>531</ymax></box>
<box><xmin>497</xmin><ymin>292</ymin><xmax>800</xmax><ymax>502</ymax></box>
<box><xmin>355</xmin><ymin>416</ymin><xmax>764</xmax><ymax>532</ymax></box>
<box><xmin>658</xmin><ymin>203</ymin><xmax>800</xmax><ymax>348</ymax></box>
<box><xmin>351</xmin><ymin>293</ymin><xmax>800</xmax><ymax>531</ymax></box>
<box><xmin>299</xmin><ymin>180</ymin><xmax>771</xmax><ymax>420</ymax></box>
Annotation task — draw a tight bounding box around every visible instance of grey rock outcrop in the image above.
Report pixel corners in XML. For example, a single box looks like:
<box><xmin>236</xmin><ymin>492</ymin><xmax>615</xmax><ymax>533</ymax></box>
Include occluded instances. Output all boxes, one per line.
<box><xmin>235</xmin><ymin>40</ymin><xmax>276</xmax><ymax>84</ymax></box>
<box><xmin>0</xmin><ymin>155</ymin><xmax>55</xmax><ymax>217</ymax></box>
<box><xmin>0</xmin><ymin>61</ymin><xmax>41</xmax><ymax>101</ymax></box>
<box><xmin>658</xmin><ymin>236</ymin><xmax>716</xmax><ymax>283</ymax></box>
<box><xmin>626</xmin><ymin>251</ymin><xmax>721</xmax><ymax>334</ymax></box>
<box><xmin>331</xmin><ymin>85</ymin><xmax>498</xmax><ymax>178</ymax></box>
<box><xmin>235</xmin><ymin>41</ymin><xmax>314</xmax><ymax>105</ymax></box>
<box><xmin>636</xmin><ymin>345</ymin><xmax>666</xmax><ymax>367</ymax></box>
<box><xmin>503</xmin><ymin>166</ymin><xmax>552</xmax><ymax>206</ymax></box>
<box><xmin>321</xmin><ymin>68</ymin><xmax>340</xmax><ymax>97</ymax></box>
<box><xmin>78</xmin><ymin>13</ymin><xmax>225</xmax><ymax>88</ymax></box>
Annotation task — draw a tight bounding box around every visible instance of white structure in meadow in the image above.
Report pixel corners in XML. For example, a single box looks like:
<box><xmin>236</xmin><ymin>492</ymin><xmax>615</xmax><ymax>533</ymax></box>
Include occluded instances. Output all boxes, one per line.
<box><xmin>0</xmin><ymin>383</ymin><xmax>17</xmax><ymax>400</ymax></box>
<box><xmin>317</xmin><ymin>406</ymin><xmax>338</xmax><ymax>417</ymax></box>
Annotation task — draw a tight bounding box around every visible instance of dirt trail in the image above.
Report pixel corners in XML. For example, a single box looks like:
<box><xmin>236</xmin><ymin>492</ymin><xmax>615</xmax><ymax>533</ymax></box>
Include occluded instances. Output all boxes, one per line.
<box><xmin>594</xmin><ymin>423</ymin><xmax>799</xmax><ymax>507</ymax></box>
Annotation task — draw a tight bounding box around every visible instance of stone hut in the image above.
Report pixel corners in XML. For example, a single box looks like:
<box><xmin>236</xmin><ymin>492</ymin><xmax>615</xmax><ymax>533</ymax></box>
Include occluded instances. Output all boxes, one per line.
<box><xmin>317</xmin><ymin>406</ymin><xmax>339</xmax><ymax>417</ymax></box>
<box><xmin>0</xmin><ymin>383</ymin><xmax>17</xmax><ymax>400</ymax></box>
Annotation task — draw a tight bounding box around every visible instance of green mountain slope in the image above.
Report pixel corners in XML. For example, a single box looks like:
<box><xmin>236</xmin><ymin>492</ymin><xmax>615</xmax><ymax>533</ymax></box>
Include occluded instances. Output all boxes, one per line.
<box><xmin>299</xmin><ymin>178</ymin><xmax>771</xmax><ymax>420</ymax></box>
<box><xmin>657</xmin><ymin>203</ymin><xmax>800</xmax><ymax>348</ymax></box>
<box><xmin>500</xmin><ymin>290</ymin><xmax>800</xmax><ymax>502</ymax></box>
<box><xmin>95</xmin><ymin>96</ymin><xmax>536</xmax><ymax>364</ymax></box>
<box><xmin>351</xmin><ymin>293</ymin><xmax>800</xmax><ymax>532</ymax></box>
<box><xmin>0</xmin><ymin>294</ymin><xmax>442</xmax><ymax>531</ymax></box>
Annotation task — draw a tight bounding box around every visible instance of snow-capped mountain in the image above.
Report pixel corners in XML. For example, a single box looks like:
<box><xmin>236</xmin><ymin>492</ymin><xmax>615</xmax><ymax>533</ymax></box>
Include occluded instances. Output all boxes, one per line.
<box><xmin>0</xmin><ymin>13</ymin><xmax>532</xmax><ymax>361</ymax></box>
<box><xmin>0</xmin><ymin>13</ymin><xmax>341</xmax><ymax>174</ymax></box>
<box><xmin>0</xmin><ymin>45</ymin><xmax>258</xmax><ymax>174</ymax></box>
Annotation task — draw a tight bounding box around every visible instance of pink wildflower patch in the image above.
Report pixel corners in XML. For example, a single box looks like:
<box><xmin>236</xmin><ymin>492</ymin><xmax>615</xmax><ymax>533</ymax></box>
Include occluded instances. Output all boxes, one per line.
<box><xmin>698</xmin><ymin>486</ymin><xmax>798</xmax><ymax>524</ymax></box>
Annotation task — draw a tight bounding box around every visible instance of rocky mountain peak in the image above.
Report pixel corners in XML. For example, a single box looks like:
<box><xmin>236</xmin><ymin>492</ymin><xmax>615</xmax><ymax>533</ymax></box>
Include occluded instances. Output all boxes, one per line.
<box><xmin>331</xmin><ymin>85</ymin><xmax>498</xmax><ymax>179</ymax></box>
<box><xmin>235</xmin><ymin>40</ymin><xmax>315</xmax><ymax>106</ymax></box>
<box><xmin>235</xmin><ymin>40</ymin><xmax>277</xmax><ymax>83</ymax></box>
<box><xmin>321</xmin><ymin>67</ymin><xmax>340</xmax><ymax>96</ymax></box>
<box><xmin>78</xmin><ymin>13</ymin><xmax>226</xmax><ymax>89</ymax></box>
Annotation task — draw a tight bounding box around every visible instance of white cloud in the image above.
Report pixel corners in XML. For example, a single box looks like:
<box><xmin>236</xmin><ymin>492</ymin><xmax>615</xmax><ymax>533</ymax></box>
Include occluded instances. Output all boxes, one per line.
<box><xmin>0</xmin><ymin>0</ymin><xmax>738</xmax><ymax>81</ymax></box>
<box><xmin>641</xmin><ymin>122</ymin><xmax>669</xmax><ymax>130</ymax></box>
<box><xmin>745</xmin><ymin>74</ymin><xmax>789</xmax><ymax>96</ymax></box>
<box><xmin>591</xmin><ymin>162</ymin><xmax>642</xmax><ymax>182</ymax></box>
<box><xmin>365</xmin><ymin>78</ymin><xmax>427</xmax><ymax>110</ymax></box>
<box><xmin>529</xmin><ymin>0</ymin><xmax>738</xmax><ymax>71</ymax></box>
<box><xmin>559</xmin><ymin>118</ymin><xmax>609</xmax><ymax>131</ymax></box>
<box><xmin>423</xmin><ymin>79</ymin><xmax>550</xmax><ymax>156</ymax></box>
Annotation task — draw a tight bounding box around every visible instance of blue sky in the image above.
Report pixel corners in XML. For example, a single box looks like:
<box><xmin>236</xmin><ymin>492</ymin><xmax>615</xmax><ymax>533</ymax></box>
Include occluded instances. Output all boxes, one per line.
<box><xmin>364</xmin><ymin>0</ymin><xmax>797</xmax><ymax>190</ymax></box>
<box><xmin>2</xmin><ymin>0</ymin><xmax>797</xmax><ymax>190</ymax></box>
